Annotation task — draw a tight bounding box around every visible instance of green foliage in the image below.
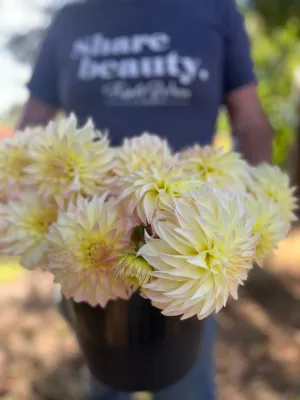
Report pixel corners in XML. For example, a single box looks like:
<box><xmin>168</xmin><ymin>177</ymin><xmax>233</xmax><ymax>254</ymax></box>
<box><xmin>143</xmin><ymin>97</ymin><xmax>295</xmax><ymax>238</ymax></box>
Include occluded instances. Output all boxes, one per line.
<box><xmin>247</xmin><ymin>13</ymin><xmax>300</xmax><ymax>164</ymax></box>
<box><xmin>217</xmin><ymin>11</ymin><xmax>300</xmax><ymax>165</ymax></box>
<box><xmin>253</xmin><ymin>0</ymin><xmax>300</xmax><ymax>31</ymax></box>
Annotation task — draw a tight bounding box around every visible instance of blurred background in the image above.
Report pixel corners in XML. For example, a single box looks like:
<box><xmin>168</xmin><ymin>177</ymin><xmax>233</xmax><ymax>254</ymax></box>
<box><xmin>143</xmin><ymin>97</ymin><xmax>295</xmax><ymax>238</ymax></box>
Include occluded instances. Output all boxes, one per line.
<box><xmin>1</xmin><ymin>0</ymin><xmax>300</xmax><ymax>399</ymax></box>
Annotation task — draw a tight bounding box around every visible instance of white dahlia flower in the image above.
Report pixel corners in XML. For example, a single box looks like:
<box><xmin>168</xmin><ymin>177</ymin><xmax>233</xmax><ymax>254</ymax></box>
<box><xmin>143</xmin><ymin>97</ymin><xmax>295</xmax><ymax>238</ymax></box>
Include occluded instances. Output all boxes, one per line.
<box><xmin>139</xmin><ymin>185</ymin><xmax>258</xmax><ymax>320</ymax></box>
<box><xmin>120</xmin><ymin>165</ymin><xmax>202</xmax><ymax>225</ymax></box>
<box><xmin>113</xmin><ymin>133</ymin><xmax>173</xmax><ymax>178</ymax></box>
<box><xmin>249</xmin><ymin>163</ymin><xmax>297</xmax><ymax>226</ymax></box>
<box><xmin>179</xmin><ymin>145</ymin><xmax>251</xmax><ymax>191</ymax></box>
<box><xmin>46</xmin><ymin>195</ymin><xmax>134</xmax><ymax>307</ymax></box>
<box><xmin>23</xmin><ymin>114</ymin><xmax>114</xmax><ymax>201</ymax></box>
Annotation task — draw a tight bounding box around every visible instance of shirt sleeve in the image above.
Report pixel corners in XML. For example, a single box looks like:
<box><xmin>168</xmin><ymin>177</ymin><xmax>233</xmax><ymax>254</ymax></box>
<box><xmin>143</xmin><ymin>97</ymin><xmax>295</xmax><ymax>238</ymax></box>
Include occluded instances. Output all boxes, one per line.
<box><xmin>221</xmin><ymin>0</ymin><xmax>256</xmax><ymax>95</ymax></box>
<box><xmin>27</xmin><ymin>13</ymin><xmax>61</xmax><ymax>107</ymax></box>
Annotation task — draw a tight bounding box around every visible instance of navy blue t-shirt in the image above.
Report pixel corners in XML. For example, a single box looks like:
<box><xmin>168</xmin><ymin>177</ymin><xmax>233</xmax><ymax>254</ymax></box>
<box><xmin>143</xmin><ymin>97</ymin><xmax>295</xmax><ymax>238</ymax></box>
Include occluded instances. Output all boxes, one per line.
<box><xmin>28</xmin><ymin>0</ymin><xmax>255</xmax><ymax>150</ymax></box>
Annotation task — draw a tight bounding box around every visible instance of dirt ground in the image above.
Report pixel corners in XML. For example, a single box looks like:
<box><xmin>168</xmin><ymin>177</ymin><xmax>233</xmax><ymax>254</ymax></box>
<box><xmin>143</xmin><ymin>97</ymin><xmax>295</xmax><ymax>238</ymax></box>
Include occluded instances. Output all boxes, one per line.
<box><xmin>1</xmin><ymin>228</ymin><xmax>300</xmax><ymax>400</ymax></box>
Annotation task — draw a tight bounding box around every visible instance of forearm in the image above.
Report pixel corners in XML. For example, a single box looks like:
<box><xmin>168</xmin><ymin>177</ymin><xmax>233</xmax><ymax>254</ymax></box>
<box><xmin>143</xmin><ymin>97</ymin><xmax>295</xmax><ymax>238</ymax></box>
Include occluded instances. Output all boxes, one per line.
<box><xmin>226</xmin><ymin>85</ymin><xmax>273</xmax><ymax>165</ymax></box>
<box><xmin>235</xmin><ymin>120</ymin><xmax>273</xmax><ymax>165</ymax></box>
<box><xmin>16</xmin><ymin>96</ymin><xmax>58</xmax><ymax>132</ymax></box>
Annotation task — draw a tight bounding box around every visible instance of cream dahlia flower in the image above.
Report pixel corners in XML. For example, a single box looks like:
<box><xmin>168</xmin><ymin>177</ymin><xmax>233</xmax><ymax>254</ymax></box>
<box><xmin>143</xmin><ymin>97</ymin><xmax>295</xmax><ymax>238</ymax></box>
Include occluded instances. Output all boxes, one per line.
<box><xmin>24</xmin><ymin>114</ymin><xmax>114</xmax><ymax>201</ymax></box>
<box><xmin>120</xmin><ymin>165</ymin><xmax>202</xmax><ymax>225</ymax></box>
<box><xmin>0</xmin><ymin>127</ymin><xmax>41</xmax><ymax>201</ymax></box>
<box><xmin>249</xmin><ymin>163</ymin><xmax>297</xmax><ymax>225</ymax></box>
<box><xmin>139</xmin><ymin>185</ymin><xmax>257</xmax><ymax>320</ymax></box>
<box><xmin>247</xmin><ymin>193</ymin><xmax>288</xmax><ymax>266</ymax></box>
<box><xmin>113</xmin><ymin>133</ymin><xmax>173</xmax><ymax>178</ymax></box>
<box><xmin>179</xmin><ymin>145</ymin><xmax>251</xmax><ymax>191</ymax></box>
<box><xmin>0</xmin><ymin>193</ymin><xmax>58</xmax><ymax>268</ymax></box>
<box><xmin>46</xmin><ymin>195</ymin><xmax>134</xmax><ymax>307</ymax></box>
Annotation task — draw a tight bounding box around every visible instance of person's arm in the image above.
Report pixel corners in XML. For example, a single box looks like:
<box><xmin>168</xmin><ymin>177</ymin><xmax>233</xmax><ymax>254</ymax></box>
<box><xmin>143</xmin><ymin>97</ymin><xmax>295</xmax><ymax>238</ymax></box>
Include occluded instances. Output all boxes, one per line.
<box><xmin>225</xmin><ymin>84</ymin><xmax>273</xmax><ymax>164</ymax></box>
<box><xmin>16</xmin><ymin>11</ymin><xmax>62</xmax><ymax>131</ymax></box>
<box><xmin>16</xmin><ymin>95</ymin><xmax>58</xmax><ymax>131</ymax></box>
<box><xmin>221</xmin><ymin>0</ymin><xmax>273</xmax><ymax>164</ymax></box>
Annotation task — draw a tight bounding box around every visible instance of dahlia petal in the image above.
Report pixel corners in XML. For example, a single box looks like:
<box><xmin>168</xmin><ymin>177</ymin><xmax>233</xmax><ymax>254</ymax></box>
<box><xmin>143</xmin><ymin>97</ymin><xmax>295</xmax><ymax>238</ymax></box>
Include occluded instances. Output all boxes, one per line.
<box><xmin>160</xmin><ymin>254</ymin><xmax>193</xmax><ymax>268</ymax></box>
<box><xmin>187</xmin><ymin>253</ymin><xmax>209</xmax><ymax>268</ymax></box>
<box><xmin>156</xmin><ymin>223</ymin><xmax>192</xmax><ymax>254</ymax></box>
<box><xmin>190</xmin><ymin>277</ymin><xmax>214</xmax><ymax>300</ymax></box>
<box><xmin>164</xmin><ymin>280</ymin><xmax>196</xmax><ymax>296</ymax></box>
<box><xmin>143</xmin><ymin>192</ymin><xmax>157</xmax><ymax>223</ymax></box>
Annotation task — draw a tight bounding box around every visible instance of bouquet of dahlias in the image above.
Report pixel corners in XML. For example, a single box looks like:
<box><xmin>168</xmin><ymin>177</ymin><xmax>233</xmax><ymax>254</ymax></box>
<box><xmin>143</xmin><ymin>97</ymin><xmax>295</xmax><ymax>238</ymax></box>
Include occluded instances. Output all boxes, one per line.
<box><xmin>0</xmin><ymin>114</ymin><xmax>297</xmax><ymax>321</ymax></box>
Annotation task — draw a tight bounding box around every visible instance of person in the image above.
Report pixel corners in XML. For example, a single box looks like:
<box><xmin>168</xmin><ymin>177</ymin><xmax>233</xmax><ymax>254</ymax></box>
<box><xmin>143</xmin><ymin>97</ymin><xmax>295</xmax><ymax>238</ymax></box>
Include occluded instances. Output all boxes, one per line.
<box><xmin>17</xmin><ymin>0</ymin><xmax>273</xmax><ymax>399</ymax></box>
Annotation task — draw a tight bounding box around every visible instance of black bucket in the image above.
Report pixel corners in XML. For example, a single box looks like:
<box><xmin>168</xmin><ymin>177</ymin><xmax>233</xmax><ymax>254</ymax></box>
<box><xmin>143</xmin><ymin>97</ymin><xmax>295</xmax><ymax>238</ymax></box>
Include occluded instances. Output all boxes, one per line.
<box><xmin>67</xmin><ymin>291</ymin><xmax>203</xmax><ymax>392</ymax></box>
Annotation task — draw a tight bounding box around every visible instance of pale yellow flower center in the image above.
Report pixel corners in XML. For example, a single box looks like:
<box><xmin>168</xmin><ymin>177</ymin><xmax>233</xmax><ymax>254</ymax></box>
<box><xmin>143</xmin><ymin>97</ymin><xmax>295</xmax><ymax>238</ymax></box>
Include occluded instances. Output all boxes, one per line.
<box><xmin>26</xmin><ymin>209</ymin><xmax>58</xmax><ymax>235</ymax></box>
<box><xmin>154</xmin><ymin>178</ymin><xmax>172</xmax><ymax>193</ymax></box>
<box><xmin>201</xmin><ymin>238</ymin><xmax>231</xmax><ymax>273</ymax></box>
<box><xmin>3</xmin><ymin>151</ymin><xmax>31</xmax><ymax>179</ymax></box>
<box><xmin>83</xmin><ymin>240</ymin><xmax>115</xmax><ymax>269</ymax></box>
<box><xmin>196</xmin><ymin>164</ymin><xmax>225</xmax><ymax>179</ymax></box>
<box><xmin>48</xmin><ymin>158</ymin><xmax>77</xmax><ymax>178</ymax></box>
<box><xmin>13</xmin><ymin>154</ymin><xmax>31</xmax><ymax>170</ymax></box>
